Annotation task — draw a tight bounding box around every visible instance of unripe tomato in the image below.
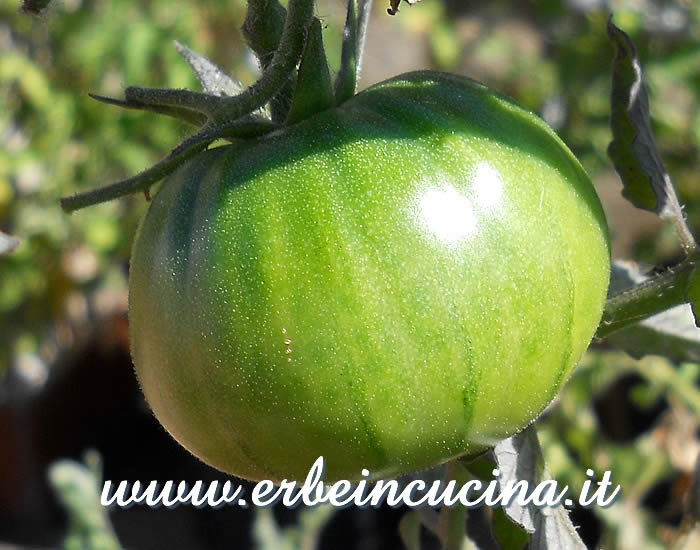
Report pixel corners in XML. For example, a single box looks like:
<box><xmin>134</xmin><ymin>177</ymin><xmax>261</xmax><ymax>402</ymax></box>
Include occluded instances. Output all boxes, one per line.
<box><xmin>129</xmin><ymin>71</ymin><xmax>610</xmax><ymax>483</ymax></box>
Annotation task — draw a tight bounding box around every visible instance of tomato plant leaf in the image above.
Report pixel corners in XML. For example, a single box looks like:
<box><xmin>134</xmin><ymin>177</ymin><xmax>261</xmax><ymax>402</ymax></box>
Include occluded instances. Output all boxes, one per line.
<box><xmin>494</xmin><ymin>427</ymin><xmax>586</xmax><ymax>549</ymax></box>
<box><xmin>287</xmin><ymin>18</ymin><xmax>334</xmax><ymax>124</ymax></box>
<box><xmin>606</xmin><ymin>19</ymin><xmax>697</xmax><ymax>253</ymax></box>
<box><xmin>606</xmin><ymin>261</ymin><xmax>700</xmax><ymax>362</ymax></box>
<box><xmin>0</xmin><ymin>231</ymin><xmax>20</xmax><ymax>257</ymax></box>
<box><xmin>607</xmin><ymin>310</ymin><xmax>700</xmax><ymax>363</ymax></box>
<box><xmin>492</xmin><ymin>506</ymin><xmax>530</xmax><ymax>550</ymax></box>
<box><xmin>173</xmin><ymin>40</ymin><xmax>244</xmax><ymax>98</ymax></box>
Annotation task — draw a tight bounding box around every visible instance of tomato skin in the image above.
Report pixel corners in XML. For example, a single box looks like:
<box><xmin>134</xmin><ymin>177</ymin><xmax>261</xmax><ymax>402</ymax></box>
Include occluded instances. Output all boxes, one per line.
<box><xmin>129</xmin><ymin>71</ymin><xmax>610</xmax><ymax>482</ymax></box>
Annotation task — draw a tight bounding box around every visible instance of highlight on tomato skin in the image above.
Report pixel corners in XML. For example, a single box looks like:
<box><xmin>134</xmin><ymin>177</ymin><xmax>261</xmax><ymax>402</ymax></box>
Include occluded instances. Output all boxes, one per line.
<box><xmin>128</xmin><ymin>70</ymin><xmax>611</xmax><ymax>483</ymax></box>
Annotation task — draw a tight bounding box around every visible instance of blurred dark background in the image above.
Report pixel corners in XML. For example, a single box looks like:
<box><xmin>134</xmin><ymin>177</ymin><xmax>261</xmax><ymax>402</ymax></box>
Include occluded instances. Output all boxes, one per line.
<box><xmin>1</xmin><ymin>0</ymin><xmax>699</xmax><ymax>548</ymax></box>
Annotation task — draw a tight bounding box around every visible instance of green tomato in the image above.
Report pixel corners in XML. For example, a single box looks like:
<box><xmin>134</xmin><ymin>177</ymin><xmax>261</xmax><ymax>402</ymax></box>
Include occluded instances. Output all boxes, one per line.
<box><xmin>129</xmin><ymin>71</ymin><xmax>610</xmax><ymax>483</ymax></box>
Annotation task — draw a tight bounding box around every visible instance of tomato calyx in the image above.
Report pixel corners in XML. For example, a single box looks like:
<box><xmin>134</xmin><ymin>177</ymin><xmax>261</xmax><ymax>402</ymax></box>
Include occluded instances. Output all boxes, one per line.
<box><xmin>59</xmin><ymin>0</ymin><xmax>379</xmax><ymax>214</ymax></box>
<box><xmin>60</xmin><ymin>0</ymin><xmax>316</xmax><ymax>212</ymax></box>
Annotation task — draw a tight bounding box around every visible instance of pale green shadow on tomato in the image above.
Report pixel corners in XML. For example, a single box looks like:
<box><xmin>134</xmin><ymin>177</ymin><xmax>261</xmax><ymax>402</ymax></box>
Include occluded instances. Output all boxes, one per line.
<box><xmin>129</xmin><ymin>71</ymin><xmax>610</xmax><ymax>483</ymax></box>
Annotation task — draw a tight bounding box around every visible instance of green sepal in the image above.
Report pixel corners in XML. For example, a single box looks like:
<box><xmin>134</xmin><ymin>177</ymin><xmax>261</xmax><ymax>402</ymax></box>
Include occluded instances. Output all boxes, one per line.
<box><xmin>334</xmin><ymin>0</ymin><xmax>373</xmax><ymax>105</ymax></box>
<box><xmin>174</xmin><ymin>40</ymin><xmax>244</xmax><ymax>97</ymax></box>
<box><xmin>286</xmin><ymin>18</ymin><xmax>334</xmax><ymax>125</ymax></box>
<box><xmin>335</xmin><ymin>0</ymin><xmax>358</xmax><ymax>105</ymax></box>
<box><xmin>88</xmin><ymin>93</ymin><xmax>208</xmax><ymax>127</ymax></box>
<box><xmin>60</xmin><ymin>117</ymin><xmax>278</xmax><ymax>213</ymax></box>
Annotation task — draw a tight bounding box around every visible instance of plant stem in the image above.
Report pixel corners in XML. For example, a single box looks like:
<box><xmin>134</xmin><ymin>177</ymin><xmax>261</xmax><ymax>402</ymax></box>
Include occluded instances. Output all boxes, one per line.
<box><xmin>671</xmin><ymin>211</ymin><xmax>698</xmax><ymax>257</ymax></box>
<box><xmin>216</xmin><ymin>0</ymin><xmax>314</xmax><ymax>124</ymax></box>
<box><xmin>242</xmin><ymin>0</ymin><xmax>296</xmax><ymax>122</ymax></box>
<box><xmin>596</xmin><ymin>260</ymin><xmax>698</xmax><ymax>339</ymax></box>
<box><xmin>243</xmin><ymin>0</ymin><xmax>288</xmax><ymax>69</ymax></box>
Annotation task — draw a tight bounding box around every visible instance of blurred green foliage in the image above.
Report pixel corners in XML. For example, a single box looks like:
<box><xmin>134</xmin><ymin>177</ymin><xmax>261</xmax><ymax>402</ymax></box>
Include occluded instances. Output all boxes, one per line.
<box><xmin>48</xmin><ymin>451</ymin><xmax>122</xmax><ymax>550</ymax></box>
<box><xmin>0</xmin><ymin>0</ymin><xmax>254</xmax><ymax>373</ymax></box>
<box><xmin>2</xmin><ymin>1</ymin><xmax>699</xmax><ymax>548</ymax></box>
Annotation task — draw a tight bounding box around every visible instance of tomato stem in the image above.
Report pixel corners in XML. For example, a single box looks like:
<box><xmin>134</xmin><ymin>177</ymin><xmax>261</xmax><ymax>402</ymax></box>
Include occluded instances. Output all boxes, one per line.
<box><xmin>243</xmin><ymin>0</ymin><xmax>295</xmax><ymax>122</ymax></box>
<box><xmin>671</xmin><ymin>213</ymin><xmax>698</xmax><ymax>257</ymax></box>
<box><xmin>214</xmin><ymin>0</ymin><xmax>315</xmax><ymax>123</ymax></box>
<box><xmin>242</xmin><ymin>0</ymin><xmax>287</xmax><ymax>70</ymax></box>
<box><xmin>596</xmin><ymin>259</ymin><xmax>699</xmax><ymax>339</ymax></box>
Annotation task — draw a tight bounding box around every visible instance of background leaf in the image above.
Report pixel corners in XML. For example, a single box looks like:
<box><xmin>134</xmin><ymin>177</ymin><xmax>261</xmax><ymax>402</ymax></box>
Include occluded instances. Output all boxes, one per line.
<box><xmin>607</xmin><ymin>19</ymin><xmax>696</xmax><ymax>252</ymax></box>
<box><xmin>494</xmin><ymin>427</ymin><xmax>586</xmax><ymax>549</ymax></box>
